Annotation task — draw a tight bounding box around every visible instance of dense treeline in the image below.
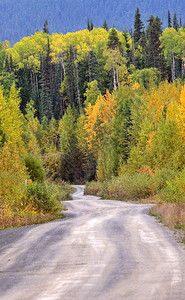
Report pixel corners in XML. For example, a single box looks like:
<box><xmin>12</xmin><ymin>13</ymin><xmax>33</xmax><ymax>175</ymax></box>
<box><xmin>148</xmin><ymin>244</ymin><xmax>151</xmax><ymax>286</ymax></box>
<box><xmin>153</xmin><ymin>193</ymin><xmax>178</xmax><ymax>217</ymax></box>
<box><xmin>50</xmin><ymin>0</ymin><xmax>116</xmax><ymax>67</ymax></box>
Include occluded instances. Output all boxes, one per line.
<box><xmin>1</xmin><ymin>9</ymin><xmax>185</xmax><ymax>228</ymax></box>
<box><xmin>1</xmin><ymin>0</ymin><xmax>185</xmax><ymax>45</ymax></box>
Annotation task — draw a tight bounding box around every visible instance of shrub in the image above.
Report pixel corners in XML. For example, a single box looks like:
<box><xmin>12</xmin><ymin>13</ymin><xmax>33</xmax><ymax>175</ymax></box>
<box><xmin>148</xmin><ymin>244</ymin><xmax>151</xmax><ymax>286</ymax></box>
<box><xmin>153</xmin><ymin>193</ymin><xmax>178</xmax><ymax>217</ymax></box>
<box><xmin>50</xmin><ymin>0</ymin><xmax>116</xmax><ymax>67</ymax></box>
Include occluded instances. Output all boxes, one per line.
<box><xmin>25</xmin><ymin>182</ymin><xmax>62</xmax><ymax>213</ymax></box>
<box><xmin>85</xmin><ymin>172</ymin><xmax>156</xmax><ymax>201</ymax></box>
<box><xmin>84</xmin><ymin>181</ymin><xmax>104</xmax><ymax>196</ymax></box>
<box><xmin>159</xmin><ymin>168</ymin><xmax>185</xmax><ymax>203</ymax></box>
<box><xmin>24</xmin><ymin>153</ymin><xmax>46</xmax><ymax>182</ymax></box>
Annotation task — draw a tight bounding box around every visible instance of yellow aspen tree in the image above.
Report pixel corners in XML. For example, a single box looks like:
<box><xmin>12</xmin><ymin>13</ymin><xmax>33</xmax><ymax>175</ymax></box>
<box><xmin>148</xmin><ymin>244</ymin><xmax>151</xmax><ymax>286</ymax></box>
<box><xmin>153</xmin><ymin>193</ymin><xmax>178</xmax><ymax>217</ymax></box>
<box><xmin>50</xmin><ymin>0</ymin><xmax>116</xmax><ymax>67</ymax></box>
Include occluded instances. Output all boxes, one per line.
<box><xmin>84</xmin><ymin>90</ymin><xmax>117</xmax><ymax>158</ymax></box>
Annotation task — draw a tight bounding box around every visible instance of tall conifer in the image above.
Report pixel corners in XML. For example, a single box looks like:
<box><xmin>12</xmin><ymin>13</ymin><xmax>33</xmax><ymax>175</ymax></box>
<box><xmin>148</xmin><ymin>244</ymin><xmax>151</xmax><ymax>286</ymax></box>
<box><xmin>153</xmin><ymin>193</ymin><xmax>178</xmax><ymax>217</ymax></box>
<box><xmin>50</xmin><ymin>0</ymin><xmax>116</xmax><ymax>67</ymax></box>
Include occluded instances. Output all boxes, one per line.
<box><xmin>133</xmin><ymin>8</ymin><xmax>144</xmax><ymax>45</ymax></box>
<box><xmin>168</xmin><ymin>10</ymin><xmax>172</xmax><ymax>28</ymax></box>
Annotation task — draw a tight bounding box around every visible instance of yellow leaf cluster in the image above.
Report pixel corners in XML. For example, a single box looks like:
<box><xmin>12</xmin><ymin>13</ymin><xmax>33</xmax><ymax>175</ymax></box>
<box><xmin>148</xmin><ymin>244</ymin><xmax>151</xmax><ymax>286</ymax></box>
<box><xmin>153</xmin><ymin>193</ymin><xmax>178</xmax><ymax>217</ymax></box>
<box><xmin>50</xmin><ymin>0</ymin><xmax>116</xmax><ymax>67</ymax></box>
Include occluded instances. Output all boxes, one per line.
<box><xmin>84</xmin><ymin>90</ymin><xmax>117</xmax><ymax>156</ymax></box>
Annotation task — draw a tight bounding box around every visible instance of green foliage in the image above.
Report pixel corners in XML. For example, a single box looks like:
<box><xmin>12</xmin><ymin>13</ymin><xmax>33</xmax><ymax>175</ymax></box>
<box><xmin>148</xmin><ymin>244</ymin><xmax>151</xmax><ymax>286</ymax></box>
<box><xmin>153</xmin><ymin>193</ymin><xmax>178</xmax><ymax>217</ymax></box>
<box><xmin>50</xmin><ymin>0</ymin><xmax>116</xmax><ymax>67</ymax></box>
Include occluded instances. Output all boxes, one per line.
<box><xmin>25</xmin><ymin>182</ymin><xmax>62</xmax><ymax>213</ymax></box>
<box><xmin>132</xmin><ymin>68</ymin><xmax>161</xmax><ymax>88</ymax></box>
<box><xmin>134</xmin><ymin>7</ymin><xmax>144</xmax><ymax>45</ymax></box>
<box><xmin>85</xmin><ymin>173</ymin><xmax>156</xmax><ymax>200</ymax></box>
<box><xmin>24</xmin><ymin>153</ymin><xmax>46</xmax><ymax>182</ymax></box>
<box><xmin>84</xmin><ymin>80</ymin><xmax>101</xmax><ymax>107</ymax></box>
<box><xmin>107</xmin><ymin>28</ymin><xmax>122</xmax><ymax>51</ymax></box>
<box><xmin>147</xmin><ymin>119</ymin><xmax>185</xmax><ymax>170</ymax></box>
<box><xmin>84</xmin><ymin>181</ymin><xmax>104</xmax><ymax>196</ymax></box>
<box><xmin>160</xmin><ymin>168</ymin><xmax>185</xmax><ymax>203</ymax></box>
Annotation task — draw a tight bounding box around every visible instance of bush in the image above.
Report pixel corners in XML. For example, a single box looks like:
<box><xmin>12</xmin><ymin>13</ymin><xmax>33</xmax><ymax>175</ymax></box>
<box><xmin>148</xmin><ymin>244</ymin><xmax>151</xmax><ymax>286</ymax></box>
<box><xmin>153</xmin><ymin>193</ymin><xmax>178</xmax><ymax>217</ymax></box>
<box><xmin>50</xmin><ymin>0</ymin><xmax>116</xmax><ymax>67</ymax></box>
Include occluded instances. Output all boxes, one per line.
<box><xmin>105</xmin><ymin>173</ymin><xmax>155</xmax><ymax>200</ymax></box>
<box><xmin>26</xmin><ymin>182</ymin><xmax>62</xmax><ymax>213</ymax></box>
<box><xmin>24</xmin><ymin>154</ymin><xmax>46</xmax><ymax>182</ymax></box>
<box><xmin>159</xmin><ymin>168</ymin><xmax>185</xmax><ymax>203</ymax></box>
<box><xmin>85</xmin><ymin>172</ymin><xmax>156</xmax><ymax>201</ymax></box>
<box><xmin>84</xmin><ymin>181</ymin><xmax>104</xmax><ymax>196</ymax></box>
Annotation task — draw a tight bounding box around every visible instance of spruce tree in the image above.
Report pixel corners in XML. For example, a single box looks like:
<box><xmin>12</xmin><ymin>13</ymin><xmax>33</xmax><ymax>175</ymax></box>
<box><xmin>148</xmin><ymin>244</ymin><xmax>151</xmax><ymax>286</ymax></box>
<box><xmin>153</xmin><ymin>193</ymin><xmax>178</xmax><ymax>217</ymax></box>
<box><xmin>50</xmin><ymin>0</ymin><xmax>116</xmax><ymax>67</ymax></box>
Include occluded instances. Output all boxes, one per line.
<box><xmin>40</xmin><ymin>39</ymin><xmax>53</xmax><ymax>120</ymax></box>
<box><xmin>180</xmin><ymin>17</ymin><xmax>182</xmax><ymax>28</ymax></box>
<box><xmin>133</xmin><ymin>8</ymin><xmax>144</xmax><ymax>45</ymax></box>
<box><xmin>87</xmin><ymin>17</ymin><xmax>90</xmax><ymax>31</ymax></box>
<box><xmin>102</xmin><ymin>20</ymin><xmax>108</xmax><ymax>31</ymax></box>
<box><xmin>173</xmin><ymin>13</ymin><xmax>179</xmax><ymax>31</ymax></box>
<box><xmin>168</xmin><ymin>9</ymin><xmax>172</xmax><ymax>28</ymax></box>
<box><xmin>88</xmin><ymin>50</ymin><xmax>98</xmax><ymax>82</ymax></box>
<box><xmin>123</xmin><ymin>31</ymin><xmax>131</xmax><ymax>67</ymax></box>
<box><xmin>90</xmin><ymin>19</ymin><xmax>94</xmax><ymax>31</ymax></box>
<box><xmin>107</xmin><ymin>28</ymin><xmax>122</xmax><ymax>51</ymax></box>
<box><xmin>146</xmin><ymin>15</ymin><xmax>164</xmax><ymax>69</ymax></box>
<box><xmin>43</xmin><ymin>19</ymin><xmax>49</xmax><ymax>34</ymax></box>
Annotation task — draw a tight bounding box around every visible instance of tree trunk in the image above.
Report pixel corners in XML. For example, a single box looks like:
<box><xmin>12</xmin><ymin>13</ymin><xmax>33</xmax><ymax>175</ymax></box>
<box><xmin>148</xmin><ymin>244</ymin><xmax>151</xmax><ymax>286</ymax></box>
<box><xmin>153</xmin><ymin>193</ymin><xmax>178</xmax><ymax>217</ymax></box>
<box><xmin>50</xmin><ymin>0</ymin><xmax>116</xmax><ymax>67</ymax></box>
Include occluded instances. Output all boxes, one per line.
<box><xmin>113</xmin><ymin>67</ymin><xmax>116</xmax><ymax>89</ymax></box>
<box><xmin>182</xmin><ymin>48</ymin><xmax>185</xmax><ymax>78</ymax></box>
<box><xmin>171</xmin><ymin>51</ymin><xmax>175</xmax><ymax>82</ymax></box>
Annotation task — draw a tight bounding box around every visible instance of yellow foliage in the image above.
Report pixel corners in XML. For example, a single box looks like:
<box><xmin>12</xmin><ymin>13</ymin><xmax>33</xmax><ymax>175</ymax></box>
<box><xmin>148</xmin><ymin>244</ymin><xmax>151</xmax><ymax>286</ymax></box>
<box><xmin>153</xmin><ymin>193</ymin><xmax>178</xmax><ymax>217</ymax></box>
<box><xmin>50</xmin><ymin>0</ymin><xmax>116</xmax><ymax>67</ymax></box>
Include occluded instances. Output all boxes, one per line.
<box><xmin>84</xmin><ymin>90</ymin><xmax>117</xmax><ymax>157</ymax></box>
<box><xmin>132</xmin><ymin>81</ymin><xmax>140</xmax><ymax>90</ymax></box>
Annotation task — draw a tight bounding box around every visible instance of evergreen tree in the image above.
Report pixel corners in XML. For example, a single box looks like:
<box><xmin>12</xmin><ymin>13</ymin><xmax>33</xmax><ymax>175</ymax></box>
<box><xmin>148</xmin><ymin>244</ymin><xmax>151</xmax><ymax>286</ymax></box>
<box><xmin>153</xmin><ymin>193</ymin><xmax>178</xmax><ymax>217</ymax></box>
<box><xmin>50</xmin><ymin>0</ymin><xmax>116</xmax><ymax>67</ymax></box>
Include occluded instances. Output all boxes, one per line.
<box><xmin>140</xmin><ymin>30</ymin><xmax>147</xmax><ymax>68</ymax></box>
<box><xmin>133</xmin><ymin>7</ymin><xmax>144</xmax><ymax>45</ymax></box>
<box><xmin>102</xmin><ymin>20</ymin><xmax>108</xmax><ymax>31</ymax></box>
<box><xmin>168</xmin><ymin>9</ymin><xmax>172</xmax><ymax>28</ymax></box>
<box><xmin>90</xmin><ymin>19</ymin><xmax>94</xmax><ymax>31</ymax></box>
<box><xmin>19</xmin><ymin>68</ymin><xmax>32</xmax><ymax>114</ymax></box>
<box><xmin>146</xmin><ymin>15</ymin><xmax>164</xmax><ymax>69</ymax></box>
<box><xmin>40</xmin><ymin>39</ymin><xmax>53</xmax><ymax>120</ymax></box>
<box><xmin>180</xmin><ymin>17</ymin><xmax>182</xmax><ymax>28</ymax></box>
<box><xmin>88</xmin><ymin>50</ymin><xmax>98</xmax><ymax>82</ymax></box>
<box><xmin>107</xmin><ymin>28</ymin><xmax>122</xmax><ymax>51</ymax></box>
<box><xmin>173</xmin><ymin>13</ymin><xmax>179</xmax><ymax>31</ymax></box>
<box><xmin>43</xmin><ymin>19</ymin><xmax>49</xmax><ymax>34</ymax></box>
<box><xmin>123</xmin><ymin>31</ymin><xmax>131</xmax><ymax>67</ymax></box>
<box><xmin>87</xmin><ymin>17</ymin><xmax>90</xmax><ymax>31</ymax></box>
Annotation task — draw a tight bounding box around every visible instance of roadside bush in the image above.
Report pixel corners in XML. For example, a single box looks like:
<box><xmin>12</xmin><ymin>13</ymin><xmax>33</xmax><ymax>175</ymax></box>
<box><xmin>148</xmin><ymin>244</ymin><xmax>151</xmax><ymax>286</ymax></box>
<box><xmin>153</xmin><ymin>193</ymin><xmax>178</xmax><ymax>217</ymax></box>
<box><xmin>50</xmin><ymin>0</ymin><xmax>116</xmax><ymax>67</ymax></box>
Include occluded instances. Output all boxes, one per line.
<box><xmin>106</xmin><ymin>173</ymin><xmax>155</xmax><ymax>200</ymax></box>
<box><xmin>85</xmin><ymin>172</ymin><xmax>156</xmax><ymax>201</ymax></box>
<box><xmin>24</xmin><ymin>153</ymin><xmax>46</xmax><ymax>182</ymax></box>
<box><xmin>25</xmin><ymin>182</ymin><xmax>62</xmax><ymax>213</ymax></box>
<box><xmin>159</xmin><ymin>168</ymin><xmax>185</xmax><ymax>203</ymax></box>
<box><xmin>84</xmin><ymin>181</ymin><xmax>104</xmax><ymax>196</ymax></box>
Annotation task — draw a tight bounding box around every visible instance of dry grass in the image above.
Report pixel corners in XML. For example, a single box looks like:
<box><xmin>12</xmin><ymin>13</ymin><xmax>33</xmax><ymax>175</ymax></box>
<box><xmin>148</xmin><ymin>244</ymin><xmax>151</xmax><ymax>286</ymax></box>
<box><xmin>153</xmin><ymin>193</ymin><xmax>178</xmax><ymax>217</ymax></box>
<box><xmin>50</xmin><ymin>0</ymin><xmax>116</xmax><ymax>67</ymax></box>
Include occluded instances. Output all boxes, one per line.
<box><xmin>150</xmin><ymin>203</ymin><xmax>185</xmax><ymax>229</ymax></box>
<box><xmin>0</xmin><ymin>207</ymin><xmax>64</xmax><ymax>230</ymax></box>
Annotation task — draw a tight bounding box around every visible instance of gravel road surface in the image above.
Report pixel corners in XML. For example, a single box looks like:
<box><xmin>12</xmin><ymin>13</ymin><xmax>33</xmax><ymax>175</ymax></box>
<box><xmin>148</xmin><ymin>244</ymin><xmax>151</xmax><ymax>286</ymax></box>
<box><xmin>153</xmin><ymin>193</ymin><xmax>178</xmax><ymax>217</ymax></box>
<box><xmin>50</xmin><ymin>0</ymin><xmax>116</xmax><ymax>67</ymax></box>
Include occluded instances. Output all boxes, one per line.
<box><xmin>0</xmin><ymin>185</ymin><xmax>185</xmax><ymax>300</ymax></box>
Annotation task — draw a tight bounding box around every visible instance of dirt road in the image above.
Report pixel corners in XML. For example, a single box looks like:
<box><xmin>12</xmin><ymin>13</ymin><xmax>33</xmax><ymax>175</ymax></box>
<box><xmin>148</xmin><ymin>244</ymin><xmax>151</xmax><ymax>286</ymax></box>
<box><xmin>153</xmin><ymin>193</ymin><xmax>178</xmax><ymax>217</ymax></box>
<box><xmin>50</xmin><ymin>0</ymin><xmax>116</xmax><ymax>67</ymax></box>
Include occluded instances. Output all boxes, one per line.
<box><xmin>0</xmin><ymin>185</ymin><xmax>185</xmax><ymax>299</ymax></box>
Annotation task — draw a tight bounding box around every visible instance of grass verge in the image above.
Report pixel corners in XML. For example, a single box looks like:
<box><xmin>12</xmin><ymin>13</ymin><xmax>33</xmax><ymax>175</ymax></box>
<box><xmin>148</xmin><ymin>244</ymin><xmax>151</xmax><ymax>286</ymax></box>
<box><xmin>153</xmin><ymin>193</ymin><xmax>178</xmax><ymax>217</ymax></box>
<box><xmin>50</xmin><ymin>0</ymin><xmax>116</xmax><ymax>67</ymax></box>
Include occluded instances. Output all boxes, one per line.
<box><xmin>150</xmin><ymin>203</ymin><xmax>185</xmax><ymax>243</ymax></box>
<box><xmin>0</xmin><ymin>181</ymin><xmax>73</xmax><ymax>230</ymax></box>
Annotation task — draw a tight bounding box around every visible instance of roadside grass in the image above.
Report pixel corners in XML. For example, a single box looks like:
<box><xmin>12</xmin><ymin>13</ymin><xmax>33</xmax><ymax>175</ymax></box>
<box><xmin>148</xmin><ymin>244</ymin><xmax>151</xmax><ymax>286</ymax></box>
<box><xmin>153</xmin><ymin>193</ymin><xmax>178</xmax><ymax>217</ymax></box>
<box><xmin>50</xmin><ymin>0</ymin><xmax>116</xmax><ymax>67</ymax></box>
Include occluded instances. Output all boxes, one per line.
<box><xmin>0</xmin><ymin>181</ymin><xmax>73</xmax><ymax>230</ymax></box>
<box><xmin>150</xmin><ymin>203</ymin><xmax>185</xmax><ymax>229</ymax></box>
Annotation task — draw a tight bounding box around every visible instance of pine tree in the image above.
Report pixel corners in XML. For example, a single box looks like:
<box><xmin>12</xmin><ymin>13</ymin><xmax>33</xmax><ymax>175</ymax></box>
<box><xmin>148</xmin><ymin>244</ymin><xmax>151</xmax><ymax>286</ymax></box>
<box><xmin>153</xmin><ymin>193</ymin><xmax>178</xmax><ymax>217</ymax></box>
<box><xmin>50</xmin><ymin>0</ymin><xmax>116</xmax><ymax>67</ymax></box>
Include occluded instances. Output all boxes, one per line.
<box><xmin>168</xmin><ymin>10</ymin><xmax>172</xmax><ymax>28</ymax></box>
<box><xmin>173</xmin><ymin>13</ymin><xmax>179</xmax><ymax>31</ymax></box>
<box><xmin>43</xmin><ymin>19</ymin><xmax>49</xmax><ymax>34</ymax></box>
<box><xmin>102</xmin><ymin>20</ymin><xmax>108</xmax><ymax>31</ymax></box>
<box><xmin>133</xmin><ymin>8</ymin><xmax>144</xmax><ymax>45</ymax></box>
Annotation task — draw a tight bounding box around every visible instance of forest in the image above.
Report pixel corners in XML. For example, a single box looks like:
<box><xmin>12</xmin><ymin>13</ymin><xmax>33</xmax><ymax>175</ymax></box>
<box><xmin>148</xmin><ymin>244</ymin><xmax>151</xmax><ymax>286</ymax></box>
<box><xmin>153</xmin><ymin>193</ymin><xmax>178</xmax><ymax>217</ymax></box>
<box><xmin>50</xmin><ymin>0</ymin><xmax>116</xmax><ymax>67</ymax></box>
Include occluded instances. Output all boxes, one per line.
<box><xmin>1</xmin><ymin>8</ymin><xmax>185</xmax><ymax>230</ymax></box>
<box><xmin>0</xmin><ymin>0</ymin><xmax>185</xmax><ymax>45</ymax></box>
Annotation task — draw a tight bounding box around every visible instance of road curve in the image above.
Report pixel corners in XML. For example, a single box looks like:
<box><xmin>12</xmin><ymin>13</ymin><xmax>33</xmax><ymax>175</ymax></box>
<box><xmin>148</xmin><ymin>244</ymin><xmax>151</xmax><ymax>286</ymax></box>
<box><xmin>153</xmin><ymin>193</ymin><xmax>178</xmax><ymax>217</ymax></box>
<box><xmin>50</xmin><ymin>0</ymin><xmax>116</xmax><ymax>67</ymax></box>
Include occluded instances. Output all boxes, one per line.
<box><xmin>0</xmin><ymin>185</ymin><xmax>185</xmax><ymax>300</ymax></box>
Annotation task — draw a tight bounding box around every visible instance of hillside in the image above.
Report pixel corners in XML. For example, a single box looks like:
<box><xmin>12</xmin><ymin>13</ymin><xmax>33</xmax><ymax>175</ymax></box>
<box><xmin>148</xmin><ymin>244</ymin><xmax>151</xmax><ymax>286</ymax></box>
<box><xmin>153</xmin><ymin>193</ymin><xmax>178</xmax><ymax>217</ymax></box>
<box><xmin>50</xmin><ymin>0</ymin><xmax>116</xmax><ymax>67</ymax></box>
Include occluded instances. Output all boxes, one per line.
<box><xmin>0</xmin><ymin>0</ymin><xmax>184</xmax><ymax>45</ymax></box>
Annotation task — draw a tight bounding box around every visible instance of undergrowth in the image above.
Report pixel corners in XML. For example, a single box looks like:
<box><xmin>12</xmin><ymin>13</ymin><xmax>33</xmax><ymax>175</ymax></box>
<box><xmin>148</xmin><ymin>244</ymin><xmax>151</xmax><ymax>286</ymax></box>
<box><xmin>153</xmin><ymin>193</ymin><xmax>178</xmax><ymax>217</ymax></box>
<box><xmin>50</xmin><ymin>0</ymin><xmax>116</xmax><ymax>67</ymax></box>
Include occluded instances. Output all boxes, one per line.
<box><xmin>0</xmin><ymin>180</ymin><xmax>73</xmax><ymax>230</ymax></box>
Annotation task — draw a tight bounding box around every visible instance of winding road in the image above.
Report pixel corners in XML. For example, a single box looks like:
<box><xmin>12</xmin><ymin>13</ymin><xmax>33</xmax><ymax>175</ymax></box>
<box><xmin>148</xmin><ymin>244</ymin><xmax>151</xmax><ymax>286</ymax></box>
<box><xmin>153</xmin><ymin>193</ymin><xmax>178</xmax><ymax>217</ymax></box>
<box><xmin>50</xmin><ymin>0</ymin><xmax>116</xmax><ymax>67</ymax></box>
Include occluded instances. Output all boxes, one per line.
<box><xmin>0</xmin><ymin>185</ymin><xmax>185</xmax><ymax>299</ymax></box>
